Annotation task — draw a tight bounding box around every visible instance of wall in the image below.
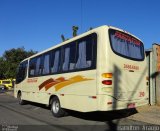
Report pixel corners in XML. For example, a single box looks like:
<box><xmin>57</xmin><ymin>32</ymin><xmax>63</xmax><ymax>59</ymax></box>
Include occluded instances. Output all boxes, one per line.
<box><xmin>146</xmin><ymin>43</ymin><xmax>160</xmax><ymax>105</ymax></box>
<box><xmin>153</xmin><ymin>44</ymin><xmax>160</xmax><ymax>105</ymax></box>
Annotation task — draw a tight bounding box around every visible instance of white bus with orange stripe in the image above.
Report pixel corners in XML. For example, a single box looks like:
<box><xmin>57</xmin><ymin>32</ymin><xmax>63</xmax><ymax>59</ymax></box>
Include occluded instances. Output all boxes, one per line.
<box><xmin>14</xmin><ymin>25</ymin><xmax>148</xmax><ymax>117</ymax></box>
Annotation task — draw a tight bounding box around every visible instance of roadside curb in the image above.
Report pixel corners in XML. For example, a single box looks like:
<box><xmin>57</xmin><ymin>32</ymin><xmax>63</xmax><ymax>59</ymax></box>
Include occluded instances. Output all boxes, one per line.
<box><xmin>128</xmin><ymin>105</ymin><xmax>160</xmax><ymax>125</ymax></box>
<box><xmin>5</xmin><ymin>90</ymin><xmax>14</xmax><ymax>97</ymax></box>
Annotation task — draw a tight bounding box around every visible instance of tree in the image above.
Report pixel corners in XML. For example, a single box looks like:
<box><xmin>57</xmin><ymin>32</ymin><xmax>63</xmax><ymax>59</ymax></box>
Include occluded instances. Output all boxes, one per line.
<box><xmin>61</xmin><ymin>34</ymin><xmax>66</xmax><ymax>42</ymax></box>
<box><xmin>72</xmin><ymin>26</ymin><xmax>79</xmax><ymax>37</ymax></box>
<box><xmin>0</xmin><ymin>47</ymin><xmax>37</xmax><ymax>79</ymax></box>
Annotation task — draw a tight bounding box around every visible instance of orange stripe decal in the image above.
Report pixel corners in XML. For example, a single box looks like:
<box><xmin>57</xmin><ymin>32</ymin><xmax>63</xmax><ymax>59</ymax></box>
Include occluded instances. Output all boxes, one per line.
<box><xmin>54</xmin><ymin>75</ymin><xmax>93</xmax><ymax>91</ymax></box>
<box><xmin>45</xmin><ymin>77</ymin><xmax>67</xmax><ymax>91</ymax></box>
<box><xmin>39</xmin><ymin>78</ymin><xmax>54</xmax><ymax>90</ymax></box>
<box><xmin>45</xmin><ymin>82</ymin><xmax>59</xmax><ymax>91</ymax></box>
<box><xmin>39</xmin><ymin>75</ymin><xmax>93</xmax><ymax>91</ymax></box>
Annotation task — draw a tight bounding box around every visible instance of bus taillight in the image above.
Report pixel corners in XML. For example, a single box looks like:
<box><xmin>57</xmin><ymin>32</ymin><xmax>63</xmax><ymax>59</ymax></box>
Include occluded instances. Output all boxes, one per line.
<box><xmin>102</xmin><ymin>73</ymin><xmax>113</xmax><ymax>78</ymax></box>
<box><xmin>102</xmin><ymin>80</ymin><xmax>112</xmax><ymax>85</ymax></box>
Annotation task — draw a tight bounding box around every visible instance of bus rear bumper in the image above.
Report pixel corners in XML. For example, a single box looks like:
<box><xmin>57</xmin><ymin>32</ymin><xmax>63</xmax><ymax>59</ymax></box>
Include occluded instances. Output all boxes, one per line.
<box><xmin>97</xmin><ymin>95</ymin><xmax>149</xmax><ymax>111</ymax></box>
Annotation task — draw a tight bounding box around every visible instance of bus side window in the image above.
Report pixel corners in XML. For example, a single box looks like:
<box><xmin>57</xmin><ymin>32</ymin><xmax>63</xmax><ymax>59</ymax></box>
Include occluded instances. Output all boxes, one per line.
<box><xmin>50</xmin><ymin>51</ymin><xmax>55</xmax><ymax>73</ymax></box>
<box><xmin>39</xmin><ymin>56</ymin><xmax>44</xmax><ymax>75</ymax></box>
<box><xmin>86</xmin><ymin>36</ymin><xmax>93</xmax><ymax>67</ymax></box>
<box><xmin>54</xmin><ymin>50</ymin><xmax>60</xmax><ymax>73</ymax></box>
<box><xmin>69</xmin><ymin>43</ymin><xmax>77</xmax><ymax>70</ymax></box>
<box><xmin>62</xmin><ymin>47</ymin><xmax>70</xmax><ymax>71</ymax></box>
<box><xmin>75</xmin><ymin>37</ymin><xmax>93</xmax><ymax>69</ymax></box>
<box><xmin>35</xmin><ymin>57</ymin><xmax>41</xmax><ymax>76</ymax></box>
<box><xmin>62</xmin><ymin>42</ymin><xmax>77</xmax><ymax>72</ymax></box>
<box><xmin>29</xmin><ymin>59</ymin><xmax>36</xmax><ymax>76</ymax></box>
<box><xmin>42</xmin><ymin>53</ymin><xmax>50</xmax><ymax>75</ymax></box>
<box><xmin>76</xmin><ymin>41</ymin><xmax>88</xmax><ymax>69</ymax></box>
<box><xmin>75</xmin><ymin>34</ymin><xmax>97</xmax><ymax>70</ymax></box>
<box><xmin>50</xmin><ymin>49</ymin><xmax>61</xmax><ymax>73</ymax></box>
<box><xmin>16</xmin><ymin>60</ymin><xmax>28</xmax><ymax>84</ymax></box>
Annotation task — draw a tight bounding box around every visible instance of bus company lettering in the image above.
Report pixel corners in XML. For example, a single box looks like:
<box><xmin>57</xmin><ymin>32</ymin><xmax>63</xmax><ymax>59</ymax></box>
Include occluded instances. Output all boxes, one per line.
<box><xmin>115</xmin><ymin>31</ymin><xmax>140</xmax><ymax>46</ymax></box>
<box><xmin>124</xmin><ymin>64</ymin><xmax>139</xmax><ymax>70</ymax></box>
<box><xmin>27</xmin><ymin>78</ymin><xmax>38</xmax><ymax>83</ymax></box>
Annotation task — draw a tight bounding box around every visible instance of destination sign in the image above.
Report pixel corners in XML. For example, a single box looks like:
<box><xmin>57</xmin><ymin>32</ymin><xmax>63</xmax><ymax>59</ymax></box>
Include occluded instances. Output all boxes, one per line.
<box><xmin>115</xmin><ymin>31</ymin><xmax>141</xmax><ymax>46</ymax></box>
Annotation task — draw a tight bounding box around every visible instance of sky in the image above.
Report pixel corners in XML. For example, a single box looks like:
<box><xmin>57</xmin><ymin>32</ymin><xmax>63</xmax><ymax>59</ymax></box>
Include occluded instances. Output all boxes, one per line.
<box><xmin>0</xmin><ymin>0</ymin><xmax>160</xmax><ymax>56</ymax></box>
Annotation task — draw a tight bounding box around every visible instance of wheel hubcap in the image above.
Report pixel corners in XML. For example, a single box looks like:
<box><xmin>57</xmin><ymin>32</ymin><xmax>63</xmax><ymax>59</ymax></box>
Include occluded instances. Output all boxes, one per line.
<box><xmin>52</xmin><ymin>100</ymin><xmax>59</xmax><ymax>113</ymax></box>
<box><xmin>18</xmin><ymin>94</ymin><xmax>22</xmax><ymax>103</ymax></box>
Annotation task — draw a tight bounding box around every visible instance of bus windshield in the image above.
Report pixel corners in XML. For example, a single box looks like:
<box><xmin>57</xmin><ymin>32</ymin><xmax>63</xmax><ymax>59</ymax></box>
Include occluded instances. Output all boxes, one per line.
<box><xmin>109</xmin><ymin>29</ymin><xmax>144</xmax><ymax>61</ymax></box>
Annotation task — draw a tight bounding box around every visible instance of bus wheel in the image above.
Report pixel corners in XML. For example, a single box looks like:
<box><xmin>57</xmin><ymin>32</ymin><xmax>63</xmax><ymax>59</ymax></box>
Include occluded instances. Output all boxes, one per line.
<box><xmin>51</xmin><ymin>97</ymin><xmax>65</xmax><ymax>117</ymax></box>
<box><xmin>17</xmin><ymin>92</ymin><xmax>25</xmax><ymax>105</ymax></box>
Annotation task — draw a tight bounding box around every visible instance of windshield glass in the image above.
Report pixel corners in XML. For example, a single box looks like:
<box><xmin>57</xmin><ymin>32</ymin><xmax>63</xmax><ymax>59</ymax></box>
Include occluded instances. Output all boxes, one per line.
<box><xmin>109</xmin><ymin>29</ymin><xmax>144</xmax><ymax>61</ymax></box>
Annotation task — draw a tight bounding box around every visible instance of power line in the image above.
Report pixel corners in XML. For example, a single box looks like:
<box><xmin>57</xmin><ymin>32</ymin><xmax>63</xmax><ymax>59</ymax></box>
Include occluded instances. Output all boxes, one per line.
<box><xmin>81</xmin><ymin>0</ymin><xmax>83</xmax><ymax>32</ymax></box>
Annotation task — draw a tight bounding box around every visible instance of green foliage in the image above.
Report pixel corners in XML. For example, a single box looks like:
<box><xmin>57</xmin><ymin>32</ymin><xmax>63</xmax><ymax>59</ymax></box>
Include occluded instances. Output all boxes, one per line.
<box><xmin>60</xmin><ymin>26</ymin><xmax>79</xmax><ymax>42</ymax></box>
<box><xmin>61</xmin><ymin>34</ymin><xmax>65</xmax><ymax>42</ymax></box>
<box><xmin>0</xmin><ymin>47</ymin><xmax>37</xmax><ymax>79</ymax></box>
<box><xmin>72</xmin><ymin>26</ymin><xmax>79</xmax><ymax>37</ymax></box>
<box><xmin>89</xmin><ymin>27</ymin><xmax>93</xmax><ymax>30</ymax></box>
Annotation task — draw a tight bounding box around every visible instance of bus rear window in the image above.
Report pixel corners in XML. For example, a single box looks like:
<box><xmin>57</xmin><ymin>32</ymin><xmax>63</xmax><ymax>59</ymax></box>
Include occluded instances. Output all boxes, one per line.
<box><xmin>109</xmin><ymin>29</ymin><xmax>144</xmax><ymax>61</ymax></box>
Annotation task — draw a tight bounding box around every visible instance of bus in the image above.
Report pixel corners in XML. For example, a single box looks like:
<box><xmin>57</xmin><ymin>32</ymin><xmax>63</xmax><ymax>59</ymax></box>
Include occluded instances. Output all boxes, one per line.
<box><xmin>14</xmin><ymin>25</ymin><xmax>149</xmax><ymax>117</ymax></box>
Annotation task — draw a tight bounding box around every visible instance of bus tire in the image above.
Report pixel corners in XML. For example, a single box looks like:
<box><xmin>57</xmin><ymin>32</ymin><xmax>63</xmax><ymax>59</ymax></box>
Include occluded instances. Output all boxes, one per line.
<box><xmin>51</xmin><ymin>97</ymin><xmax>66</xmax><ymax>117</ymax></box>
<box><xmin>17</xmin><ymin>92</ymin><xmax>25</xmax><ymax>105</ymax></box>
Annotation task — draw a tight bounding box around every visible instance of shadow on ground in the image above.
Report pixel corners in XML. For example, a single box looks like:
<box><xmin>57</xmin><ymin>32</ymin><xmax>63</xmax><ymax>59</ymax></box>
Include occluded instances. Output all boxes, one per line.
<box><xmin>67</xmin><ymin>108</ymin><xmax>137</xmax><ymax>122</ymax></box>
<box><xmin>20</xmin><ymin>101</ymin><xmax>138</xmax><ymax>131</ymax></box>
<box><xmin>25</xmin><ymin>101</ymin><xmax>137</xmax><ymax>122</ymax></box>
<box><xmin>67</xmin><ymin>109</ymin><xmax>137</xmax><ymax>131</ymax></box>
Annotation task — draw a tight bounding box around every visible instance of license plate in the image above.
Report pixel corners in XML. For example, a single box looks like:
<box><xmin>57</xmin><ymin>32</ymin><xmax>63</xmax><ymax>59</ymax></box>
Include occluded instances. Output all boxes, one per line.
<box><xmin>127</xmin><ymin>103</ymin><xmax>135</xmax><ymax>108</ymax></box>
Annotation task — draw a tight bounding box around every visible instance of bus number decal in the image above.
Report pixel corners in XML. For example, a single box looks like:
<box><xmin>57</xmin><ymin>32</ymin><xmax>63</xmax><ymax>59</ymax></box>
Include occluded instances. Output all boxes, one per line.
<box><xmin>139</xmin><ymin>92</ymin><xmax>145</xmax><ymax>97</ymax></box>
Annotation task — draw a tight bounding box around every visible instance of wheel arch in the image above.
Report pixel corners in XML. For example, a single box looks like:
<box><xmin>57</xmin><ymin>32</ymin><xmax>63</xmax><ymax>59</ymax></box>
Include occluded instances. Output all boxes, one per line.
<box><xmin>49</xmin><ymin>95</ymin><xmax>58</xmax><ymax>106</ymax></box>
<box><xmin>17</xmin><ymin>90</ymin><xmax>21</xmax><ymax>96</ymax></box>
